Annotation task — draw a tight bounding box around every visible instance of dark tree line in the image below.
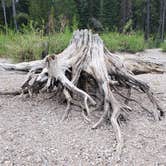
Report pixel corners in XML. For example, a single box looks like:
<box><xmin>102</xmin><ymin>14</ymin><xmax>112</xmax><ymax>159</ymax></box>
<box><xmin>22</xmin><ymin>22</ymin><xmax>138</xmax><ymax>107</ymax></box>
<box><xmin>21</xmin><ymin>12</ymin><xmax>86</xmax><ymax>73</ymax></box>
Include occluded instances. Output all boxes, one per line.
<box><xmin>157</xmin><ymin>0</ymin><xmax>166</xmax><ymax>41</ymax></box>
<box><xmin>0</xmin><ymin>0</ymin><xmax>165</xmax><ymax>40</ymax></box>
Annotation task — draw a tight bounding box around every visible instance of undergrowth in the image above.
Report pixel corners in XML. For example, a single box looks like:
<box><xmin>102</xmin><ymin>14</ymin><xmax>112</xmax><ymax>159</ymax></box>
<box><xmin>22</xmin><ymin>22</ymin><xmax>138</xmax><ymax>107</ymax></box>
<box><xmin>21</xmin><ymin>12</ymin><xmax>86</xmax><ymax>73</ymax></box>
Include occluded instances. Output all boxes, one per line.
<box><xmin>101</xmin><ymin>32</ymin><xmax>145</xmax><ymax>53</ymax></box>
<box><xmin>0</xmin><ymin>27</ymin><xmax>72</xmax><ymax>62</ymax></box>
<box><xmin>0</xmin><ymin>27</ymin><xmax>165</xmax><ymax>61</ymax></box>
<box><xmin>160</xmin><ymin>42</ymin><xmax>166</xmax><ymax>52</ymax></box>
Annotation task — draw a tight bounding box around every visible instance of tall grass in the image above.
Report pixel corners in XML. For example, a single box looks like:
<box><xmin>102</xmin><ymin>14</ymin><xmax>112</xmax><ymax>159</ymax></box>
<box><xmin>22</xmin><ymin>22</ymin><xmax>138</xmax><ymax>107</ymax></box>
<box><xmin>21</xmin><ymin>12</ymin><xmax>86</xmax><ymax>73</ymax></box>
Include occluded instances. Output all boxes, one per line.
<box><xmin>0</xmin><ymin>27</ymin><xmax>72</xmax><ymax>61</ymax></box>
<box><xmin>1</xmin><ymin>28</ymin><xmax>160</xmax><ymax>62</ymax></box>
<box><xmin>160</xmin><ymin>42</ymin><xmax>166</xmax><ymax>52</ymax></box>
<box><xmin>101</xmin><ymin>32</ymin><xmax>145</xmax><ymax>53</ymax></box>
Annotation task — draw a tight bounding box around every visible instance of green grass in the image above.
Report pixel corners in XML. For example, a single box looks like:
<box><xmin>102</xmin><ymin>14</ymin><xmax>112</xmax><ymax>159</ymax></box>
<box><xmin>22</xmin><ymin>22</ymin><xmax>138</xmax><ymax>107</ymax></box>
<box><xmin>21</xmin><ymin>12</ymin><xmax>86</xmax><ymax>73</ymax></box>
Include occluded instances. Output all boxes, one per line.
<box><xmin>0</xmin><ymin>28</ymin><xmax>72</xmax><ymax>61</ymax></box>
<box><xmin>160</xmin><ymin>42</ymin><xmax>166</xmax><ymax>52</ymax></box>
<box><xmin>101</xmin><ymin>32</ymin><xmax>145</xmax><ymax>53</ymax></box>
<box><xmin>0</xmin><ymin>29</ymin><xmax>156</xmax><ymax>61</ymax></box>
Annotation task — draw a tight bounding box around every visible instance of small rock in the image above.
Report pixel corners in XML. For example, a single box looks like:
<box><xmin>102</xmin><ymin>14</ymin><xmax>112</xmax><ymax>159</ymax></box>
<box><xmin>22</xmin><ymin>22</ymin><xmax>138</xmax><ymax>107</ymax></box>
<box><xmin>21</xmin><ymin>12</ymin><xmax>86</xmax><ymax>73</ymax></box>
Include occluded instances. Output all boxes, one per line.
<box><xmin>3</xmin><ymin>160</ymin><xmax>13</xmax><ymax>166</ymax></box>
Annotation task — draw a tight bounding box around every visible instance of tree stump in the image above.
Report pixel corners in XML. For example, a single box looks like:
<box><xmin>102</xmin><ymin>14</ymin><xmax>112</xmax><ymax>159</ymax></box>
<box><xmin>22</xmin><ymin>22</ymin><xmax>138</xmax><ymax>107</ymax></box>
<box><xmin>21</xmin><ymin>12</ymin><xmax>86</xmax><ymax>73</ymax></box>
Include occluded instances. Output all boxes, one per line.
<box><xmin>0</xmin><ymin>29</ymin><xmax>163</xmax><ymax>160</ymax></box>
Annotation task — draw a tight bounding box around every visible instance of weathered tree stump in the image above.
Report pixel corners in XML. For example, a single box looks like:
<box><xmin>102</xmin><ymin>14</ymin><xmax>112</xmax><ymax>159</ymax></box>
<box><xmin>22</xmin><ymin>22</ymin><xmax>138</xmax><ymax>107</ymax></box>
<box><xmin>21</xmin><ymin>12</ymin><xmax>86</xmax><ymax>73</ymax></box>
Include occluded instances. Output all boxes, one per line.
<box><xmin>0</xmin><ymin>30</ymin><xmax>164</xmax><ymax>161</ymax></box>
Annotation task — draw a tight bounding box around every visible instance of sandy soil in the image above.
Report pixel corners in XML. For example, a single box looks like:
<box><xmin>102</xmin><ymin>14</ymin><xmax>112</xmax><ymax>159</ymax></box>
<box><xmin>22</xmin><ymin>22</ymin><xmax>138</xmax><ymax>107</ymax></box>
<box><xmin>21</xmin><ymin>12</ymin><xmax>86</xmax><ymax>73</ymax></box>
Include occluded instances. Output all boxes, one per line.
<box><xmin>0</xmin><ymin>50</ymin><xmax>166</xmax><ymax>166</ymax></box>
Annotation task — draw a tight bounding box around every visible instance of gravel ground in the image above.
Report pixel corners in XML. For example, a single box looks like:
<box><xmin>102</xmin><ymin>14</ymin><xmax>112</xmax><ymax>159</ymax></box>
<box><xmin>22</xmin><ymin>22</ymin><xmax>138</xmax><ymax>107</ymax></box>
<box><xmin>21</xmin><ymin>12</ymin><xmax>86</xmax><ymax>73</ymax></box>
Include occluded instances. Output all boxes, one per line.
<box><xmin>0</xmin><ymin>50</ymin><xmax>166</xmax><ymax>166</ymax></box>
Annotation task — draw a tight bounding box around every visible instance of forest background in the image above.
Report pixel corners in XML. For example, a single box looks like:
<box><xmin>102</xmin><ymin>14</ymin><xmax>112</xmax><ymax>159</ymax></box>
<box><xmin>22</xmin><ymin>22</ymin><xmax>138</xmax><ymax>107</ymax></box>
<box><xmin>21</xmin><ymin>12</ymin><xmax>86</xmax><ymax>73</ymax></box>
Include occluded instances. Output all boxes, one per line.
<box><xmin>0</xmin><ymin>0</ymin><xmax>165</xmax><ymax>61</ymax></box>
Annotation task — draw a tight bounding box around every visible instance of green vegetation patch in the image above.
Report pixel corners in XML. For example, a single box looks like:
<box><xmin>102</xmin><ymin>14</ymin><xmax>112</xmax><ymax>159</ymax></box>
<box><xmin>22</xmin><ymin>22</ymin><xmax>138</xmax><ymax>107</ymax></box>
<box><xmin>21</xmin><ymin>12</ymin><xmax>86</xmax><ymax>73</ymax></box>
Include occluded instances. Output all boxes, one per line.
<box><xmin>160</xmin><ymin>42</ymin><xmax>166</xmax><ymax>52</ymax></box>
<box><xmin>101</xmin><ymin>32</ymin><xmax>145</xmax><ymax>53</ymax></box>
<box><xmin>0</xmin><ymin>29</ymin><xmax>156</xmax><ymax>61</ymax></box>
<box><xmin>0</xmin><ymin>29</ymin><xmax>72</xmax><ymax>62</ymax></box>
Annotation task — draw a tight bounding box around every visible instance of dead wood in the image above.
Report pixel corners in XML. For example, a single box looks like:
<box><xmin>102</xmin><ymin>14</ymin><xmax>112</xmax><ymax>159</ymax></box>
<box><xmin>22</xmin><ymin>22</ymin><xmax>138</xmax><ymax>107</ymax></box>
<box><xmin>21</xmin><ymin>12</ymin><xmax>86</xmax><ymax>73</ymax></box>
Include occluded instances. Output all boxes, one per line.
<box><xmin>0</xmin><ymin>59</ymin><xmax>44</xmax><ymax>72</ymax></box>
<box><xmin>0</xmin><ymin>90</ymin><xmax>21</xmax><ymax>95</ymax></box>
<box><xmin>0</xmin><ymin>30</ymin><xmax>164</xmax><ymax>161</ymax></box>
<box><xmin>118</xmin><ymin>51</ymin><xmax>166</xmax><ymax>74</ymax></box>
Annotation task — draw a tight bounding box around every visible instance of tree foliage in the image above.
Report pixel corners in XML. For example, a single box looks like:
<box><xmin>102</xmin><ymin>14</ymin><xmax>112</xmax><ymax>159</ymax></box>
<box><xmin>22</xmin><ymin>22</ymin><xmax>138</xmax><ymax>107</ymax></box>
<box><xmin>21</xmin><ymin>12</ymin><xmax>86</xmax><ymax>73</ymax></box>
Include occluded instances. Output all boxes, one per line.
<box><xmin>0</xmin><ymin>0</ymin><xmax>165</xmax><ymax>40</ymax></box>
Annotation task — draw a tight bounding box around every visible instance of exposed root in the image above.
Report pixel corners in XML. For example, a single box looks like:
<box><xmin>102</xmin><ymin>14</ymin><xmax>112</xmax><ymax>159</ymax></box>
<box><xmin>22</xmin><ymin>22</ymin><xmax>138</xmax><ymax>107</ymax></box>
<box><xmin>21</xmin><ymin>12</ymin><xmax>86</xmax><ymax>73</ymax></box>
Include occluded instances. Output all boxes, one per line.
<box><xmin>61</xmin><ymin>89</ymin><xmax>72</xmax><ymax>121</ymax></box>
<box><xmin>124</xmin><ymin>88</ymin><xmax>131</xmax><ymax>105</ymax></box>
<box><xmin>0</xmin><ymin>90</ymin><xmax>21</xmax><ymax>96</ymax></box>
<box><xmin>60</xmin><ymin>75</ymin><xmax>96</xmax><ymax>106</ymax></box>
<box><xmin>84</xmin><ymin>96</ymin><xmax>90</xmax><ymax>117</ymax></box>
<box><xmin>113</xmin><ymin>86</ymin><xmax>152</xmax><ymax>115</ymax></box>
<box><xmin>92</xmin><ymin>97</ymin><xmax>110</xmax><ymax>129</ymax></box>
<box><xmin>108</xmin><ymin>89</ymin><xmax>123</xmax><ymax>160</ymax></box>
<box><xmin>146</xmin><ymin>91</ymin><xmax>163</xmax><ymax>120</ymax></box>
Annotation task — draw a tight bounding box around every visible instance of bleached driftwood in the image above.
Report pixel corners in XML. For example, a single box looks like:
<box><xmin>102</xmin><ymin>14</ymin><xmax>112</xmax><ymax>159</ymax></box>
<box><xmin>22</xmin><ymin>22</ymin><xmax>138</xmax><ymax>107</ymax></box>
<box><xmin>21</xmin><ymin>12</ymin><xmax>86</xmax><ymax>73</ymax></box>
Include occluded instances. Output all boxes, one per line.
<box><xmin>0</xmin><ymin>59</ymin><xmax>44</xmax><ymax>72</ymax></box>
<box><xmin>117</xmin><ymin>50</ymin><xmax>166</xmax><ymax>74</ymax></box>
<box><xmin>0</xmin><ymin>30</ymin><xmax>164</xmax><ymax>161</ymax></box>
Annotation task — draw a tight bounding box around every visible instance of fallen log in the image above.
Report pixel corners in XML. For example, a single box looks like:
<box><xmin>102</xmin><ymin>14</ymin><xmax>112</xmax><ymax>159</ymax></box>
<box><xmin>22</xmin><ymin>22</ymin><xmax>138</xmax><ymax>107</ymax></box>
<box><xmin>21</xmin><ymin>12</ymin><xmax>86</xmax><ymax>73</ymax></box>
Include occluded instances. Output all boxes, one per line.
<box><xmin>0</xmin><ymin>59</ymin><xmax>44</xmax><ymax>72</ymax></box>
<box><xmin>0</xmin><ymin>30</ymin><xmax>164</xmax><ymax>161</ymax></box>
<box><xmin>116</xmin><ymin>50</ymin><xmax>166</xmax><ymax>74</ymax></box>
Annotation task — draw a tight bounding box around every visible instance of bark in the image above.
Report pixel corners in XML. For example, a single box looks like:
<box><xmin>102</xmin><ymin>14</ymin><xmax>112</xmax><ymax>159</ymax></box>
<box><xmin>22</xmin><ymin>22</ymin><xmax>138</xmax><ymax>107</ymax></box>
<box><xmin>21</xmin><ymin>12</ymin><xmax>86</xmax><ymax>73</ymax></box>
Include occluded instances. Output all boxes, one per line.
<box><xmin>0</xmin><ymin>30</ymin><xmax>163</xmax><ymax>161</ymax></box>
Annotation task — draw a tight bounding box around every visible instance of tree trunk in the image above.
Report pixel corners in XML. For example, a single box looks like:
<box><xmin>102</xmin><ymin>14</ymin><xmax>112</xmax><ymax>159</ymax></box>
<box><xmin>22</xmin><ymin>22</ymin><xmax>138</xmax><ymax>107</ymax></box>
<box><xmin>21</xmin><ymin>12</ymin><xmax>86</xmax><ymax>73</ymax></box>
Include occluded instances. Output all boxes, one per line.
<box><xmin>145</xmin><ymin>0</ymin><xmax>150</xmax><ymax>40</ymax></box>
<box><xmin>88</xmin><ymin>0</ymin><xmax>93</xmax><ymax>18</ymax></box>
<box><xmin>157</xmin><ymin>0</ymin><xmax>163</xmax><ymax>42</ymax></box>
<box><xmin>161</xmin><ymin>0</ymin><xmax>166</xmax><ymax>41</ymax></box>
<box><xmin>12</xmin><ymin>0</ymin><xmax>18</xmax><ymax>31</ymax></box>
<box><xmin>157</xmin><ymin>0</ymin><xmax>166</xmax><ymax>42</ymax></box>
<box><xmin>120</xmin><ymin>0</ymin><xmax>132</xmax><ymax>32</ymax></box>
<box><xmin>120</xmin><ymin>0</ymin><xmax>126</xmax><ymax>31</ymax></box>
<box><xmin>1</xmin><ymin>0</ymin><xmax>8</xmax><ymax>30</ymax></box>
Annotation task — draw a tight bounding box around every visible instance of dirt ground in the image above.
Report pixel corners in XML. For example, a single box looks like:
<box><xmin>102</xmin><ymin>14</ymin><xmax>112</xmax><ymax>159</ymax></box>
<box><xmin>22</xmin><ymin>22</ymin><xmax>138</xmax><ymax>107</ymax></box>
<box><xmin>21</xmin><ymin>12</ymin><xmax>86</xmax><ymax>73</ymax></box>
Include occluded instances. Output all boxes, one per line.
<box><xmin>0</xmin><ymin>50</ymin><xmax>166</xmax><ymax>166</ymax></box>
